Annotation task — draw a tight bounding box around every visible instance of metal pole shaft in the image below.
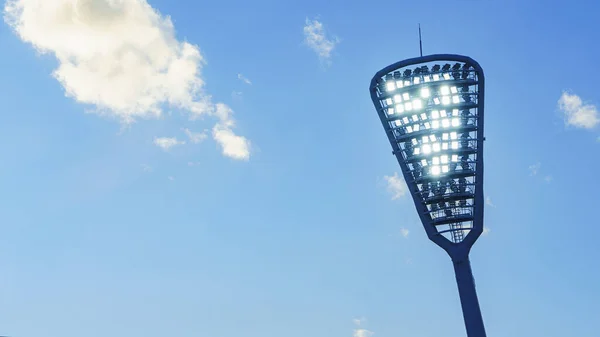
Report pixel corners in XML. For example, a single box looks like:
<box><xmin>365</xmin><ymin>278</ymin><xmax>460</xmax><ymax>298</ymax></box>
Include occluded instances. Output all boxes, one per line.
<box><xmin>452</xmin><ymin>256</ymin><xmax>487</xmax><ymax>337</ymax></box>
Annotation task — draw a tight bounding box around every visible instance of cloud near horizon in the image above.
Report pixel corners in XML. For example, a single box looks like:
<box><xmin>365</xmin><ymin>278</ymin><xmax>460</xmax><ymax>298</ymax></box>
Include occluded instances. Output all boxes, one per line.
<box><xmin>4</xmin><ymin>0</ymin><xmax>250</xmax><ymax>160</ymax></box>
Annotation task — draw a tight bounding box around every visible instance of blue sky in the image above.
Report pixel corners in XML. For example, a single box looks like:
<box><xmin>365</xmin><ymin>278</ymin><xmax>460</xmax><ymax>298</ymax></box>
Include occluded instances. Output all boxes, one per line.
<box><xmin>1</xmin><ymin>0</ymin><xmax>599</xmax><ymax>336</ymax></box>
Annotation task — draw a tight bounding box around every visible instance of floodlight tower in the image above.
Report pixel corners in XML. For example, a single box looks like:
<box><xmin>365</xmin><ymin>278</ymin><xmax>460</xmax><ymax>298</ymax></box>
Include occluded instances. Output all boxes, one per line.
<box><xmin>369</xmin><ymin>54</ymin><xmax>487</xmax><ymax>337</ymax></box>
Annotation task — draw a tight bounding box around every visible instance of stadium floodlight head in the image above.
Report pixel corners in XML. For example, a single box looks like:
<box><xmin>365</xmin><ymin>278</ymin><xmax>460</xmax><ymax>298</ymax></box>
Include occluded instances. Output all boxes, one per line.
<box><xmin>369</xmin><ymin>54</ymin><xmax>487</xmax><ymax>337</ymax></box>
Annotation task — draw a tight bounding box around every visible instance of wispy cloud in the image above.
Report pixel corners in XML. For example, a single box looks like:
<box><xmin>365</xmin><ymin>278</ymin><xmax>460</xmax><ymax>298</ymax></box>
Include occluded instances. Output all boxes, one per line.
<box><xmin>485</xmin><ymin>196</ymin><xmax>496</xmax><ymax>208</ymax></box>
<box><xmin>558</xmin><ymin>92</ymin><xmax>599</xmax><ymax>129</ymax></box>
<box><xmin>383</xmin><ymin>172</ymin><xmax>407</xmax><ymax>200</ymax></box>
<box><xmin>4</xmin><ymin>0</ymin><xmax>250</xmax><ymax>160</ymax></box>
<box><xmin>352</xmin><ymin>318</ymin><xmax>366</xmax><ymax>326</ymax></box>
<box><xmin>237</xmin><ymin>73</ymin><xmax>252</xmax><ymax>85</ymax></box>
<box><xmin>303</xmin><ymin>17</ymin><xmax>339</xmax><ymax>64</ymax></box>
<box><xmin>352</xmin><ymin>318</ymin><xmax>373</xmax><ymax>337</ymax></box>
<box><xmin>400</xmin><ymin>228</ymin><xmax>410</xmax><ymax>238</ymax></box>
<box><xmin>353</xmin><ymin>329</ymin><xmax>374</xmax><ymax>337</ymax></box>
<box><xmin>482</xmin><ymin>227</ymin><xmax>491</xmax><ymax>236</ymax></box>
<box><xmin>183</xmin><ymin>128</ymin><xmax>208</xmax><ymax>144</ymax></box>
<box><xmin>154</xmin><ymin>137</ymin><xmax>185</xmax><ymax>151</ymax></box>
<box><xmin>529</xmin><ymin>162</ymin><xmax>541</xmax><ymax>176</ymax></box>
<box><xmin>529</xmin><ymin>162</ymin><xmax>552</xmax><ymax>183</ymax></box>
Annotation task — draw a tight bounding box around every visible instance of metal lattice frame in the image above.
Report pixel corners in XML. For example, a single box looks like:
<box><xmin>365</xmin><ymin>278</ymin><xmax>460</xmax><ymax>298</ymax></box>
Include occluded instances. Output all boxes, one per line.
<box><xmin>370</xmin><ymin>54</ymin><xmax>485</xmax><ymax>255</ymax></box>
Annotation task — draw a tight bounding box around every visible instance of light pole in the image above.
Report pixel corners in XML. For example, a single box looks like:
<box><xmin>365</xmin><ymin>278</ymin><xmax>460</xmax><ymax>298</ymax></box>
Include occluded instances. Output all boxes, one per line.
<box><xmin>369</xmin><ymin>54</ymin><xmax>487</xmax><ymax>337</ymax></box>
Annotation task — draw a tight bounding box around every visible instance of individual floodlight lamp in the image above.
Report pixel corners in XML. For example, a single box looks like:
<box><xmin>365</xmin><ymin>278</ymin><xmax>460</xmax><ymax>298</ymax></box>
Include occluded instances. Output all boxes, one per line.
<box><xmin>369</xmin><ymin>54</ymin><xmax>487</xmax><ymax>337</ymax></box>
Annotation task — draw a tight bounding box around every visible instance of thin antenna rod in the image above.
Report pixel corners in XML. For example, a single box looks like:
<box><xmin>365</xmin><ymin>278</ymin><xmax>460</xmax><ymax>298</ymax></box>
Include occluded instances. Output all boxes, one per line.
<box><xmin>419</xmin><ymin>24</ymin><xmax>423</xmax><ymax>57</ymax></box>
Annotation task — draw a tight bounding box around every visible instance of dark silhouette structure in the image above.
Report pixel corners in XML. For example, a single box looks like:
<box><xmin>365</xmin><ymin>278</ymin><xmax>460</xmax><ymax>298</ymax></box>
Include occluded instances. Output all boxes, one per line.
<box><xmin>369</xmin><ymin>54</ymin><xmax>487</xmax><ymax>337</ymax></box>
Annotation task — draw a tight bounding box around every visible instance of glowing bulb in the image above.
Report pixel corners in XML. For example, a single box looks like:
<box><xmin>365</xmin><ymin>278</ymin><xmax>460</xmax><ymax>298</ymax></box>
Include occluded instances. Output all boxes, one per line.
<box><xmin>396</xmin><ymin>81</ymin><xmax>403</xmax><ymax>88</ymax></box>
<box><xmin>452</xmin><ymin>118</ymin><xmax>460</xmax><ymax>127</ymax></box>
<box><xmin>431</xmin><ymin>110</ymin><xmax>440</xmax><ymax>119</ymax></box>
<box><xmin>442</xmin><ymin>165</ymin><xmax>449</xmax><ymax>173</ymax></box>
<box><xmin>421</xmin><ymin>88</ymin><xmax>431</xmax><ymax>98</ymax></box>
<box><xmin>386</xmin><ymin>82</ymin><xmax>396</xmax><ymax>91</ymax></box>
<box><xmin>412</xmin><ymin>114</ymin><xmax>419</xmax><ymax>122</ymax></box>
<box><xmin>442</xmin><ymin>96</ymin><xmax>451</xmax><ymax>105</ymax></box>
<box><xmin>441</xmin><ymin>86</ymin><xmax>450</xmax><ymax>95</ymax></box>
<box><xmin>442</xmin><ymin>143</ymin><xmax>449</xmax><ymax>150</ymax></box>
<box><xmin>424</xmin><ymin>122</ymin><xmax>431</xmax><ymax>129</ymax></box>
<box><xmin>452</xmin><ymin>109</ymin><xmax>459</xmax><ymax>116</ymax></box>
<box><xmin>440</xmin><ymin>110</ymin><xmax>448</xmax><ymax>117</ymax></box>
<box><xmin>450</xmin><ymin>132</ymin><xmax>458</xmax><ymax>139</ymax></box>
<box><xmin>452</xmin><ymin>141</ymin><xmax>459</xmax><ymax>149</ymax></box>
<box><xmin>422</xmin><ymin>136</ymin><xmax>429</xmax><ymax>143</ymax></box>
<box><xmin>396</xmin><ymin>104</ymin><xmax>404</xmax><ymax>113</ymax></box>
<box><xmin>431</xmin><ymin>166</ymin><xmax>441</xmax><ymax>175</ymax></box>
<box><xmin>442</xmin><ymin>119</ymin><xmax>450</xmax><ymax>128</ymax></box>
<box><xmin>443</xmin><ymin>73</ymin><xmax>451</xmax><ymax>80</ymax></box>
<box><xmin>403</xmin><ymin>93</ymin><xmax>410</xmax><ymax>100</ymax></box>
<box><xmin>452</xmin><ymin>154</ymin><xmax>459</xmax><ymax>162</ymax></box>
<box><xmin>414</xmin><ymin>147</ymin><xmax>421</xmax><ymax>155</ymax></box>
<box><xmin>429</xmin><ymin>135</ymin><xmax>437</xmax><ymax>142</ymax></box>
<box><xmin>394</xmin><ymin>120</ymin><xmax>401</xmax><ymax>127</ymax></box>
<box><xmin>452</xmin><ymin>95</ymin><xmax>460</xmax><ymax>104</ymax></box>
<box><xmin>442</xmin><ymin>133</ymin><xmax>449</xmax><ymax>140</ymax></box>
<box><xmin>424</xmin><ymin>76</ymin><xmax>431</xmax><ymax>83</ymax></box>
<box><xmin>405</xmin><ymin>102</ymin><xmax>413</xmax><ymax>111</ymax></box>
<box><xmin>388</xmin><ymin>108</ymin><xmax>395</xmax><ymax>115</ymax></box>
<box><xmin>432</xmin><ymin>157</ymin><xmax>440</xmax><ymax>165</ymax></box>
<box><xmin>423</xmin><ymin>144</ymin><xmax>432</xmax><ymax>154</ymax></box>
<box><xmin>432</xmin><ymin>120</ymin><xmax>440</xmax><ymax>129</ymax></box>
<box><xmin>412</xmin><ymin>138</ymin><xmax>418</xmax><ymax>145</ymax></box>
<box><xmin>433</xmin><ymin>142</ymin><xmax>441</xmax><ymax>152</ymax></box>
<box><xmin>394</xmin><ymin>94</ymin><xmax>402</xmax><ymax>103</ymax></box>
<box><xmin>451</xmin><ymin>86</ymin><xmax>458</xmax><ymax>94</ymax></box>
<box><xmin>386</xmin><ymin>98</ymin><xmax>393</xmax><ymax>105</ymax></box>
<box><xmin>420</xmin><ymin>113</ymin><xmax>427</xmax><ymax>120</ymax></box>
<box><xmin>413</xmin><ymin>124</ymin><xmax>420</xmax><ymax>132</ymax></box>
<box><xmin>421</xmin><ymin>159</ymin><xmax>428</xmax><ymax>166</ymax></box>
<box><xmin>406</xmin><ymin>126</ymin><xmax>413</xmax><ymax>133</ymax></box>
<box><xmin>413</xmin><ymin>100</ymin><xmax>423</xmax><ymax>110</ymax></box>
<box><xmin>441</xmin><ymin>155</ymin><xmax>449</xmax><ymax>164</ymax></box>
<box><xmin>434</xmin><ymin>97</ymin><xmax>440</xmax><ymax>105</ymax></box>
<box><xmin>414</xmin><ymin>77</ymin><xmax>421</xmax><ymax>84</ymax></box>
<box><xmin>404</xmin><ymin>80</ymin><xmax>411</xmax><ymax>87</ymax></box>
<box><xmin>433</xmin><ymin>74</ymin><xmax>440</xmax><ymax>81</ymax></box>
<box><xmin>403</xmin><ymin>117</ymin><xmax>409</xmax><ymax>124</ymax></box>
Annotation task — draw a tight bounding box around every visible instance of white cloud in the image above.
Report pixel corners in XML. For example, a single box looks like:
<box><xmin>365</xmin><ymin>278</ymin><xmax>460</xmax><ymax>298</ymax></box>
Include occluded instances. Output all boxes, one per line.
<box><xmin>400</xmin><ymin>228</ymin><xmax>410</xmax><ymax>238</ymax></box>
<box><xmin>303</xmin><ymin>17</ymin><xmax>339</xmax><ymax>63</ymax></box>
<box><xmin>352</xmin><ymin>318</ymin><xmax>366</xmax><ymax>326</ymax></box>
<box><xmin>383</xmin><ymin>172</ymin><xmax>407</xmax><ymax>200</ymax></box>
<box><xmin>212</xmin><ymin>103</ymin><xmax>250</xmax><ymax>160</ymax></box>
<box><xmin>231</xmin><ymin>91</ymin><xmax>243</xmax><ymax>100</ymax></box>
<box><xmin>141</xmin><ymin>164</ymin><xmax>152</xmax><ymax>172</ymax></box>
<box><xmin>4</xmin><ymin>0</ymin><xmax>250</xmax><ymax>160</ymax></box>
<box><xmin>237</xmin><ymin>73</ymin><xmax>252</xmax><ymax>85</ymax></box>
<box><xmin>558</xmin><ymin>92</ymin><xmax>599</xmax><ymax>129</ymax></box>
<box><xmin>485</xmin><ymin>196</ymin><xmax>496</xmax><ymax>208</ymax></box>
<box><xmin>183</xmin><ymin>128</ymin><xmax>207</xmax><ymax>144</ymax></box>
<box><xmin>529</xmin><ymin>162</ymin><xmax>541</xmax><ymax>176</ymax></box>
<box><xmin>353</xmin><ymin>329</ymin><xmax>374</xmax><ymax>337</ymax></box>
<box><xmin>154</xmin><ymin>137</ymin><xmax>184</xmax><ymax>151</ymax></box>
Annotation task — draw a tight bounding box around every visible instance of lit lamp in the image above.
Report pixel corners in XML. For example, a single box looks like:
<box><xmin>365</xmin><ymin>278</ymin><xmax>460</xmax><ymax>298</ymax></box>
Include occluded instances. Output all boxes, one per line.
<box><xmin>369</xmin><ymin>54</ymin><xmax>487</xmax><ymax>337</ymax></box>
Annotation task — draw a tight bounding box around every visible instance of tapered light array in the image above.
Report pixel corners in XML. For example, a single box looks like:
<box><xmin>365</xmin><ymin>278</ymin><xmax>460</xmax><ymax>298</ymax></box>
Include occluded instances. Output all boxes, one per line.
<box><xmin>372</xmin><ymin>58</ymin><xmax>484</xmax><ymax>244</ymax></box>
